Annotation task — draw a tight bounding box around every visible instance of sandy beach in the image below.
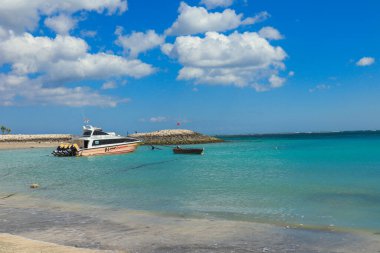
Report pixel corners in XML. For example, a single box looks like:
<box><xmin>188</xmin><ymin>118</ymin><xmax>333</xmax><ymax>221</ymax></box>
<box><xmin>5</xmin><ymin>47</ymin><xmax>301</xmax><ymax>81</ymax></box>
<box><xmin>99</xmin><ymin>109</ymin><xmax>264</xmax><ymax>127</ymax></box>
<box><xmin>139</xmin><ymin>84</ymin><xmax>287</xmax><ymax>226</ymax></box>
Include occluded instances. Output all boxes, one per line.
<box><xmin>1</xmin><ymin>194</ymin><xmax>380</xmax><ymax>253</ymax></box>
<box><xmin>0</xmin><ymin>142</ymin><xmax>63</xmax><ymax>150</ymax></box>
<box><xmin>0</xmin><ymin>233</ymin><xmax>111</xmax><ymax>253</ymax></box>
<box><xmin>0</xmin><ymin>134</ymin><xmax>72</xmax><ymax>150</ymax></box>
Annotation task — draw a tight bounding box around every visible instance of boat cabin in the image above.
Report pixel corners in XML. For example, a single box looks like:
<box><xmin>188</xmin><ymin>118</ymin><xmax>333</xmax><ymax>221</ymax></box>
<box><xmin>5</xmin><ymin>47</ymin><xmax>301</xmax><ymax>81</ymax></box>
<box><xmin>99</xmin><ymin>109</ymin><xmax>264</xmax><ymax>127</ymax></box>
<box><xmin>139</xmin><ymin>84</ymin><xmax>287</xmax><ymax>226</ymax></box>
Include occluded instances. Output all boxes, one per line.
<box><xmin>82</xmin><ymin>125</ymin><xmax>115</xmax><ymax>137</ymax></box>
<box><xmin>76</xmin><ymin>125</ymin><xmax>138</xmax><ymax>149</ymax></box>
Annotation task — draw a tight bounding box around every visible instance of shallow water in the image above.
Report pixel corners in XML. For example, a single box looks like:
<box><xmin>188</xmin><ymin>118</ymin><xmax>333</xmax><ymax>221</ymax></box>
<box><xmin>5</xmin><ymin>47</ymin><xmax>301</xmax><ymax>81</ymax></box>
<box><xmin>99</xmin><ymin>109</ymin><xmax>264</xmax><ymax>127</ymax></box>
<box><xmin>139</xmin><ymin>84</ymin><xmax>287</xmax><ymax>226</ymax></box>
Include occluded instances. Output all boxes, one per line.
<box><xmin>1</xmin><ymin>132</ymin><xmax>380</xmax><ymax>231</ymax></box>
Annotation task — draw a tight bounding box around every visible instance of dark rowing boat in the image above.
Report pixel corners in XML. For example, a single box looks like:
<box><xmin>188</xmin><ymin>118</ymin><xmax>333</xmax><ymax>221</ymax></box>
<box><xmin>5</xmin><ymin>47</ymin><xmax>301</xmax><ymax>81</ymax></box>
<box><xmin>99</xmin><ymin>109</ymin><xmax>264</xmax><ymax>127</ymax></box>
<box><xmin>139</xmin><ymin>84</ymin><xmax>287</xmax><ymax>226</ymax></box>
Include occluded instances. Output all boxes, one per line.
<box><xmin>173</xmin><ymin>147</ymin><xmax>204</xmax><ymax>155</ymax></box>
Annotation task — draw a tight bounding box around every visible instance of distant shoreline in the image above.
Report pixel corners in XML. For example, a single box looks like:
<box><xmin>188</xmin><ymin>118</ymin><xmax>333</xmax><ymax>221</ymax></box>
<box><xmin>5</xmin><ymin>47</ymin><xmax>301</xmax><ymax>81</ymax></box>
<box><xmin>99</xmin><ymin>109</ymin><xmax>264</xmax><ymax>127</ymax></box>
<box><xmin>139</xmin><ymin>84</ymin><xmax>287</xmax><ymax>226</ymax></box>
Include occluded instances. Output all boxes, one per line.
<box><xmin>0</xmin><ymin>134</ymin><xmax>72</xmax><ymax>150</ymax></box>
<box><xmin>0</xmin><ymin>130</ymin><xmax>223</xmax><ymax>150</ymax></box>
<box><xmin>217</xmin><ymin>130</ymin><xmax>380</xmax><ymax>138</ymax></box>
<box><xmin>129</xmin><ymin>129</ymin><xmax>223</xmax><ymax>145</ymax></box>
<box><xmin>0</xmin><ymin>134</ymin><xmax>72</xmax><ymax>143</ymax></box>
<box><xmin>3</xmin><ymin>129</ymin><xmax>379</xmax><ymax>150</ymax></box>
<box><xmin>0</xmin><ymin>142</ymin><xmax>62</xmax><ymax>150</ymax></box>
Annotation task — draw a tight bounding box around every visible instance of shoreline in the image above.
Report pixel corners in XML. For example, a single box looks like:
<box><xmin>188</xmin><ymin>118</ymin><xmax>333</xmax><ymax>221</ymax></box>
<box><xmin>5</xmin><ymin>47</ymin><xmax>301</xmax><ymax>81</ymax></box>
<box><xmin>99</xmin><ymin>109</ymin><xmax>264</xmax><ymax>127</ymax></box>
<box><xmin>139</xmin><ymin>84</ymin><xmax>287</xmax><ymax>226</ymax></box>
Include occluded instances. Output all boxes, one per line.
<box><xmin>1</xmin><ymin>193</ymin><xmax>380</xmax><ymax>252</ymax></box>
<box><xmin>0</xmin><ymin>130</ymin><xmax>223</xmax><ymax>150</ymax></box>
<box><xmin>0</xmin><ymin>191</ymin><xmax>378</xmax><ymax>236</ymax></box>
<box><xmin>0</xmin><ymin>233</ymin><xmax>110</xmax><ymax>253</ymax></box>
<box><xmin>0</xmin><ymin>141</ymin><xmax>62</xmax><ymax>150</ymax></box>
<box><xmin>0</xmin><ymin>134</ymin><xmax>72</xmax><ymax>150</ymax></box>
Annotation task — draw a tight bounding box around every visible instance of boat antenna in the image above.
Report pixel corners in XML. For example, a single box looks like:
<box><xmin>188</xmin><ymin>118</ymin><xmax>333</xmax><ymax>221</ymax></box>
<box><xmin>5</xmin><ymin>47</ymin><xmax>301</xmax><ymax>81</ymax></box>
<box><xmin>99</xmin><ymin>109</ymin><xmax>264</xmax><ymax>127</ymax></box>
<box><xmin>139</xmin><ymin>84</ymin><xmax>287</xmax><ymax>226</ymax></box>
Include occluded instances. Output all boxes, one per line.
<box><xmin>80</xmin><ymin>108</ymin><xmax>90</xmax><ymax>125</ymax></box>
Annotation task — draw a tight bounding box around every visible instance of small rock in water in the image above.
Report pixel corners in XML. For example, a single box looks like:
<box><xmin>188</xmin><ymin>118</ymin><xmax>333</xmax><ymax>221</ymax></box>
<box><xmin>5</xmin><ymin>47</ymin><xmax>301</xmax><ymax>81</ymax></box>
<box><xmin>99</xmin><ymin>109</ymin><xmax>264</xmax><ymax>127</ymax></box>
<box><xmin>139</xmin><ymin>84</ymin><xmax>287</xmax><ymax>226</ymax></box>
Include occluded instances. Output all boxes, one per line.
<box><xmin>30</xmin><ymin>183</ymin><xmax>39</xmax><ymax>189</ymax></box>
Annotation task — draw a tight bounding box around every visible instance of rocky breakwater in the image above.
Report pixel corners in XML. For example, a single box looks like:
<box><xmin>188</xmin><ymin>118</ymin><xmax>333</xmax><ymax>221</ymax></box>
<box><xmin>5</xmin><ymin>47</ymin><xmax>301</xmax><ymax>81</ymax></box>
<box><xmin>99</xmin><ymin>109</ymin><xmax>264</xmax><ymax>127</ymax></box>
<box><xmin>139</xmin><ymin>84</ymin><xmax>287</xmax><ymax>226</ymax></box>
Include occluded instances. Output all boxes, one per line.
<box><xmin>129</xmin><ymin>129</ymin><xmax>223</xmax><ymax>145</ymax></box>
<box><xmin>0</xmin><ymin>134</ymin><xmax>72</xmax><ymax>149</ymax></box>
<box><xmin>0</xmin><ymin>134</ymin><xmax>72</xmax><ymax>143</ymax></box>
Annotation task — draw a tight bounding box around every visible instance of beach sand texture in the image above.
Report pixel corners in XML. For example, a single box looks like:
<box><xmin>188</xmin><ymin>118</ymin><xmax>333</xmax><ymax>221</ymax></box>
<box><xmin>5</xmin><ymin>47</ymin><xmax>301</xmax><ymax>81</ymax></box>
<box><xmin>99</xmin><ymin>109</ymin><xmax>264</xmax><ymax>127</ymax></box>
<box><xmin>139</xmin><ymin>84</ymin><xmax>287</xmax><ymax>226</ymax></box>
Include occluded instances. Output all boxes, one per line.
<box><xmin>0</xmin><ymin>233</ymin><xmax>112</xmax><ymax>253</ymax></box>
<box><xmin>0</xmin><ymin>134</ymin><xmax>72</xmax><ymax>150</ymax></box>
<box><xmin>1</xmin><ymin>194</ymin><xmax>380</xmax><ymax>253</ymax></box>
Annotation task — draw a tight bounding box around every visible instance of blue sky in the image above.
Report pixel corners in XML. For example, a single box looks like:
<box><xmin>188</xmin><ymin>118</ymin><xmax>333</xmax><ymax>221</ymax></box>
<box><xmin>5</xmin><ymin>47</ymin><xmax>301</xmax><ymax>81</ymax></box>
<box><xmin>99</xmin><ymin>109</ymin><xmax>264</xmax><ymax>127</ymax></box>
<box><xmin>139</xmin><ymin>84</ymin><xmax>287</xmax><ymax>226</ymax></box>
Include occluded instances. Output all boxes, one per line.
<box><xmin>0</xmin><ymin>0</ymin><xmax>379</xmax><ymax>135</ymax></box>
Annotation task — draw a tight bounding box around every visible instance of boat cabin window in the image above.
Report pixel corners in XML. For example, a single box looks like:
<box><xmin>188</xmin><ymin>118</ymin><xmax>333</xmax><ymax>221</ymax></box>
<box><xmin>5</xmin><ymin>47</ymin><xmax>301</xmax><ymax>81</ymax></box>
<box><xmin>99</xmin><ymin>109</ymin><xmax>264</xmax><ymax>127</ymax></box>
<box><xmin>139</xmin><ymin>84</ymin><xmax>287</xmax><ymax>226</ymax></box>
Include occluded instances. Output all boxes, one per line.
<box><xmin>83</xmin><ymin>130</ymin><xmax>92</xmax><ymax>137</ymax></box>
<box><xmin>84</xmin><ymin>140</ymin><xmax>89</xmax><ymax>149</ymax></box>
<box><xmin>93</xmin><ymin>130</ymin><xmax>109</xmax><ymax>136</ymax></box>
<box><xmin>92</xmin><ymin>138</ymin><xmax>133</xmax><ymax>146</ymax></box>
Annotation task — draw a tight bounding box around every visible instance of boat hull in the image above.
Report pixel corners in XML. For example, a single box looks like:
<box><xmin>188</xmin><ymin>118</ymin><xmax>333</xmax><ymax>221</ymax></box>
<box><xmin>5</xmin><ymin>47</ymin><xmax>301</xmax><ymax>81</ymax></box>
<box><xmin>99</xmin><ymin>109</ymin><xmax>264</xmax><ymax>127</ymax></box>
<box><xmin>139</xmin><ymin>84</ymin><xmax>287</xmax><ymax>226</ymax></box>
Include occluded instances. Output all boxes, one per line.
<box><xmin>78</xmin><ymin>143</ymin><xmax>139</xmax><ymax>157</ymax></box>
<box><xmin>173</xmin><ymin>148</ymin><xmax>204</xmax><ymax>155</ymax></box>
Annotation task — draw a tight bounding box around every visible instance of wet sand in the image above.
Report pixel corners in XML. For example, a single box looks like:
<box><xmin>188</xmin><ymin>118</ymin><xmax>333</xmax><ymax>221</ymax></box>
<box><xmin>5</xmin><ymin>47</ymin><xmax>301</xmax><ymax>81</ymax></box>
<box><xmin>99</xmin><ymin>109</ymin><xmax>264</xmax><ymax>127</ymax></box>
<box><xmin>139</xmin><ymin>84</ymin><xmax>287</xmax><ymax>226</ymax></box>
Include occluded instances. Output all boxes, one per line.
<box><xmin>1</xmin><ymin>194</ymin><xmax>380</xmax><ymax>253</ymax></box>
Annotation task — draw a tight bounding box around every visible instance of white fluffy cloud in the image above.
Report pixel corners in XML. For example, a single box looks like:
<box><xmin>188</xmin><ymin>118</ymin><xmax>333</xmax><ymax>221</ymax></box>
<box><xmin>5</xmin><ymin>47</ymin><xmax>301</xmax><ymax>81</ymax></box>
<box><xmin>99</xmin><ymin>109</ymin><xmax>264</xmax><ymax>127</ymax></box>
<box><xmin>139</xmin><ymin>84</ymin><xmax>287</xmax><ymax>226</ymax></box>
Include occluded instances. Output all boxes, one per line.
<box><xmin>163</xmin><ymin>31</ymin><xmax>287</xmax><ymax>91</ymax></box>
<box><xmin>0</xmin><ymin>0</ymin><xmax>127</xmax><ymax>33</ymax></box>
<box><xmin>0</xmin><ymin>26</ymin><xmax>9</xmax><ymax>40</ymax></box>
<box><xmin>0</xmin><ymin>0</ymin><xmax>164</xmax><ymax>107</ymax></box>
<box><xmin>149</xmin><ymin>116</ymin><xmax>167</xmax><ymax>123</ymax></box>
<box><xmin>44</xmin><ymin>14</ymin><xmax>77</xmax><ymax>35</ymax></box>
<box><xmin>0</xmin><ymin>74</ymin><xmax>126</xmax><ymax>107</ymax></box>
<box><xmin>258</xmin><ymin>26</ymin><xmax>283</xmax><ymax>40</ymax></box>
<box><xmin>80</xmin><ymin>30</ymin><xmax>97</xmax><ymax>38</ymax></box>
<box><xmin>200</xmin><ymin>0</ymin><xmax>233</xmax><ymax>9</ymax></box>
<box><xmin>269</xmin><ymin>74</ymin><xmax>285</xmax><ymax>88</ymax></box>
<box><xmin>165</xmin><ymin>2</ymin><xmax>262</xmax><ymax>36</ymax></box>
<box><xmin>115</xmin><ymin>28</ymin><xmax>165</xmax><ymax>58</ymax></box>
<box><xmin>356</xmin><ymin>57</ymin><xmax>375</xmax><ymax>67</ymax></box>
<box><xmin>0</xmin><ymin>33</ymin><xmax>154</xmax><ymax>79</ymax></box>
<box><xmin>101</xmin><ymin>81</ymin><xmax>117</xmax><ymax>90</ymax></box>
<box><xmin>309</xmin><ymin>84</ymin><xmax>331</xmax><ymax>93</ymax></box>
<box><xmin>45</xmin><ymin>53</ymin><xmax>155</xmax><ymax>83</ymax></box>
<box><xmin>0</xmin><ymin>33</ymin><xmax>88</xmax><ymax>75</ymax></box>
<box><xmin>0</xmin><ymin>33</ymin><xmax>155</xmax><ymax>106</ymax></box>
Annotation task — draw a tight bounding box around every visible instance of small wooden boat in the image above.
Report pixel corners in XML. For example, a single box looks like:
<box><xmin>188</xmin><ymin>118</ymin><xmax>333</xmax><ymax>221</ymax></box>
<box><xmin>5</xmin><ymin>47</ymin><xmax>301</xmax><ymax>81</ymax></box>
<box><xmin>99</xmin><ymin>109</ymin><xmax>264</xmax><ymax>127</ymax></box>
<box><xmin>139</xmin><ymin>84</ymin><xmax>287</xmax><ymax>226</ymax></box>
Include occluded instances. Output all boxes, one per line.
<box><xmin>173</xmin><ymin>147</ymin><xmax>204</xmax><ymax>155</ymax></box>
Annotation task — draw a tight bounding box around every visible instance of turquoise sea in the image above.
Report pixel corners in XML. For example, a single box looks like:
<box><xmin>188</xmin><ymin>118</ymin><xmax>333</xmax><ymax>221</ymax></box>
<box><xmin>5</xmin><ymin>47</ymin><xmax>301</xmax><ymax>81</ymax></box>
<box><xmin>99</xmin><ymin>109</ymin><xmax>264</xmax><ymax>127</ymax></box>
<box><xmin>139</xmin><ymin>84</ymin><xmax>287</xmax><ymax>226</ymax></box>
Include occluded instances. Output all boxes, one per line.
<box><xmin>1</xmin><ymin>131</ymin><xmax>380</xmax><ymax>232</ymax></box>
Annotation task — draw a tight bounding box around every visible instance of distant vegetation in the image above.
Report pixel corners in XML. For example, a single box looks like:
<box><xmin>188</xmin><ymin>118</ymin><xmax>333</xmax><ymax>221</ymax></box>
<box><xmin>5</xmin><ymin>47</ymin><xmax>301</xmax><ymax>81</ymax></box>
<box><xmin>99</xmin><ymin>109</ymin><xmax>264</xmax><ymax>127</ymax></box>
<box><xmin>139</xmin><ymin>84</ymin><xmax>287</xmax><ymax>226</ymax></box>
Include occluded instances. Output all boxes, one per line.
<box><xmin>0</xmin><ymin>125</ymin><xmax>11</xmax><ymax>135</ymax></box>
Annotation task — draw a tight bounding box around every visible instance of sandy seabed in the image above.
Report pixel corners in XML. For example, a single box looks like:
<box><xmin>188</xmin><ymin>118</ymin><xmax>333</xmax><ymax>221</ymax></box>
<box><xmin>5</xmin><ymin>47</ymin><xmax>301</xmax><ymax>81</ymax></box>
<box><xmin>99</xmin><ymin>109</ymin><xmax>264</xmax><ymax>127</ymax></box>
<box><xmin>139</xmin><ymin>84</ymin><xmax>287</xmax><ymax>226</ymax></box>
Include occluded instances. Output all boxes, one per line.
<box><xmin>1</xmin><ymin>193</ymin><xmax>380</xmax><ymax>253</ymax></box>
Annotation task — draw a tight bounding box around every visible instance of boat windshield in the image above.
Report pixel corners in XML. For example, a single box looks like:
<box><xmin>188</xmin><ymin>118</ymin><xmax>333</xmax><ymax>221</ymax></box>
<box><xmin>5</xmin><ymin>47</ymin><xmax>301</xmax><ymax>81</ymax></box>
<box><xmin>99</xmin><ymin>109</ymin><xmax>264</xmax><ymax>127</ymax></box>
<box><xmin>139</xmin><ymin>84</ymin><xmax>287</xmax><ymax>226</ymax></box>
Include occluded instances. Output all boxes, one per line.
<box><xmin>93</xmin><ymin>130</ymin><xmax>109</xmax><ymax>136</ymax></box>
<box><xmin>83</xmin><ymin>130</ymin><xmax>92</xmax><ymax>137</ymax></box>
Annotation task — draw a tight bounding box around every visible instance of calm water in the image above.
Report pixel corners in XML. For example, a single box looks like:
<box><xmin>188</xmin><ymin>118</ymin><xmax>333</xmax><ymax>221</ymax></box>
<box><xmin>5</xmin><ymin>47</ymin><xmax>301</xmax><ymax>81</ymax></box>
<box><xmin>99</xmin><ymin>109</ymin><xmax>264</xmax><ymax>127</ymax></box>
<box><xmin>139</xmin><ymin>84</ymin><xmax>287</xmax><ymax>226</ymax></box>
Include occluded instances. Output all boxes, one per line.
<box><xmin>1</xmin><ymin>132</ymin><xmax>380</xmax><ymax>231</ymax></box>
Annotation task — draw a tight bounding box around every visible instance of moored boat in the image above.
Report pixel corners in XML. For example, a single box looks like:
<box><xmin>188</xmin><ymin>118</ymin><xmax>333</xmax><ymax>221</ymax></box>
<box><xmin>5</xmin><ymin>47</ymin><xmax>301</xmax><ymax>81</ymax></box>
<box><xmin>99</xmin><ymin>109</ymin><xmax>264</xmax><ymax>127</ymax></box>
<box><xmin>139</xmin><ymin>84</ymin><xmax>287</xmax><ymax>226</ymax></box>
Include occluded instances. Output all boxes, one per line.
<box><xmin>52</xmin><ymin>125</ymin><xmax>141</xmax><ymax>157</ymax></box>
<box><xmin>173</xmin><ymin>146</ymin><xmax>204</xmax><ymax>155</ymax></box>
